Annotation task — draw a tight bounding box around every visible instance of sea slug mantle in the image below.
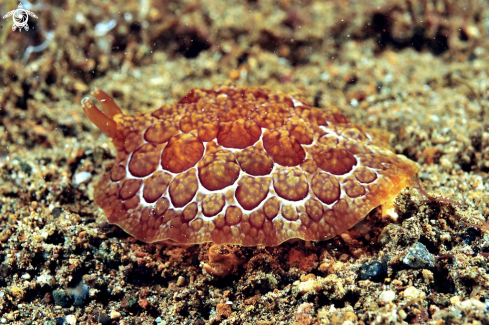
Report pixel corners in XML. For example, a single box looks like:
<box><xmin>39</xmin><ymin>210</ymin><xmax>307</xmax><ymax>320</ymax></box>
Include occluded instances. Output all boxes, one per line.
<box><xmin>81</xmin><ymin>83</ymin><xmax>418</xmax><ymax>246</ymax></box>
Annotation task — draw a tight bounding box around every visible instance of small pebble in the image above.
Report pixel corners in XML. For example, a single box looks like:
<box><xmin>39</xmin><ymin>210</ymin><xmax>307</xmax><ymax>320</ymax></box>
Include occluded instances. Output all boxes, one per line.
<box><xmin>402</xmin><ymin>286</ymin><xmax>420</xmax><ymax>300</ymax></box>
<box><xmin>422</xmin><ymin>269</ymin><xmax>434</xmax><ymax>284</ymax></box>
<box><xmin>89</xmin><ymin>288</ymin><xmax>99</xmax><ymax>298</ymax></box>
<box><xmin>65</xmin><ymin>315</ymin><xmax>76</xmax><ymax>325</ymax></box>
<box><xmin>38</xmin><ymin>274</ymin><xmax>56</xmax><ymax>287</ymax></box>
<box><xmin>53</xmin><ymin>290</ymin><xmax>71</xmax><ymax>307</ymax></box>
<box><xmin>110</xmin><ymin>310</ymin><xmax>121</xmax><ymax>320</ymax></box>
<box><xmin>379</xmin><ymin>290</ymin><xmax>396</xmax><ymax>304</ymax></box>
<box><xmin>10</xmin><ymin>287</ymin><xmax>25</xmax><ymax>300</ymax></box>
<box><xmin>399</xmin><ymin>309</ymin><xmax>407</xmax><ymax>319</ymax></box>
<box><xmin>402</xmin><ymin>242</ymin><xmax>435</xmax><ymax>269</ymax></box>
<box><xmin>155</xmin><ymin>317</ymin><xmax>162</xmax><ymax>323</ymax></box>
<box><xmin>440</xmin><ymin>233</ymin><xmax>451</xmax><ymax>241</ymax></box>
<box><xmin>73</xmin><ymin>171</ymin><xmax>92</xmax><ymax>185</ymax></box>
<box><xmin>359</xmin><ymin>261</ymin><xmax>386</xmax><ymax>282</ymax></box>
<box><xmin>176</xmin><ymin>276</ymin><xmax>186</xmax><ymax>286</ymax></box>
<box><xmin>450</xmin><ymin>296</ymin><xmax>461</xmax><ymax>305</ymax></box>
<box><xmin>19</xmin><ymin>161</ymin><xmax>32</xmax><ymax>174</ymax></box>
<box><xmin>429</xmin><ymin>304</ymin><xmax>440</xmax><ymax>314</ymax></box>
<box><xmin>296</xmin><ymin>278</ymin><xmax>322</xmax><ymax>294</ymax></box>
<box><xmin>0</xmin><ymin>230</ymin><xmax>12</xmax><ymax>243</ymax></box>
<box><xmin>52</xmin><ymin>207</ymin><xmax>63</xmax><ymax>218</ymax></box>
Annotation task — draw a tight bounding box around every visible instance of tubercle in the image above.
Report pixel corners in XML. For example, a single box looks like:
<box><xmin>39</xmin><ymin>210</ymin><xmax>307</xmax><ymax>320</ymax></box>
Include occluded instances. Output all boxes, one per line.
<box><xmin>81</xmin><ymin>87</ymin><xmax>124</xmax><ymax>140</ymax></box>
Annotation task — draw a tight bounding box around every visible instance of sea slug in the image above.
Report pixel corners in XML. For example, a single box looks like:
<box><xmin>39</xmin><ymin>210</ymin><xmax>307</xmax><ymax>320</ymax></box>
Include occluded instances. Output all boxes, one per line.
<box><xmin>81</xmin><ymin>83</ymin><xmax>418</xmax><ymax>246</ymax></box>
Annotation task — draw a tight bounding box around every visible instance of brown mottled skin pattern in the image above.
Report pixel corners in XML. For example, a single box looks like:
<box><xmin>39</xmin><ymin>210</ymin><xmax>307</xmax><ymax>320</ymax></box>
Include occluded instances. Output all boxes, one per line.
<box><xmin>81</xmin><ymin>84</ymin><xmax>418</xmax><ymax>246</ymax></box>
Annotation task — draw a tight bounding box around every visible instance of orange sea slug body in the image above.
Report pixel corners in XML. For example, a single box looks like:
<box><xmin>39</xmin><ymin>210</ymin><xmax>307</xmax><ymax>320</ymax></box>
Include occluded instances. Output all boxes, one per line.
<box><xmin>82</xmin><ymin>84</ymin><xmax>418</xmax><ymax>246</ymax></box>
